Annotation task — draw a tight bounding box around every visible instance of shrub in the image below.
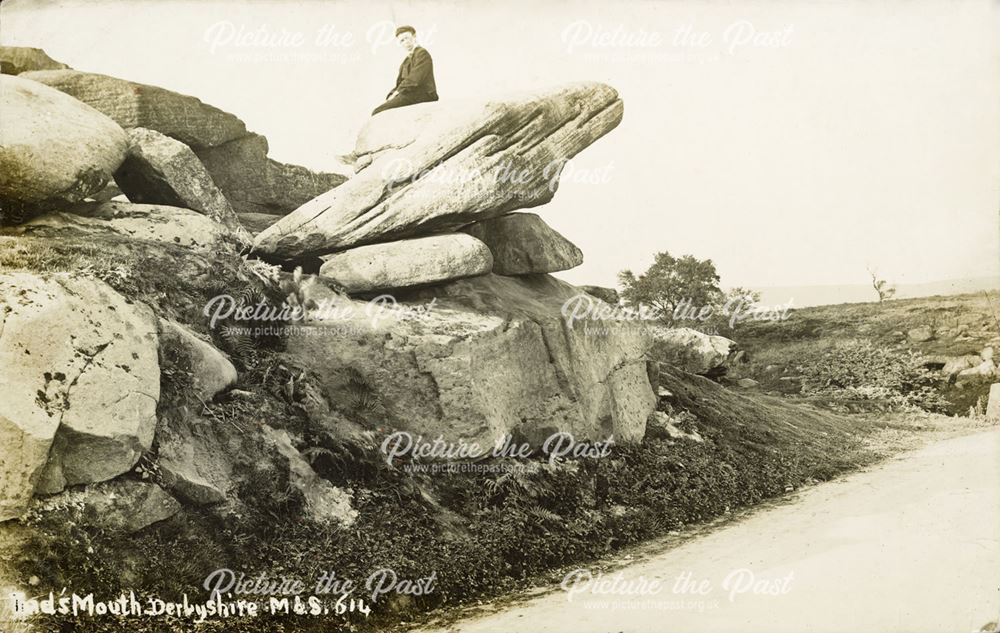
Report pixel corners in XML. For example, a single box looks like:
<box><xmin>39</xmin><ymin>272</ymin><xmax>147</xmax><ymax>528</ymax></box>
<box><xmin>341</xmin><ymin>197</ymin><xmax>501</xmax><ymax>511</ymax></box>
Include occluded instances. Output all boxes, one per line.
<box><xmin>798</xmin><ymin>340</ymin><xmax>948</xmax><ymax>412</ymax></box>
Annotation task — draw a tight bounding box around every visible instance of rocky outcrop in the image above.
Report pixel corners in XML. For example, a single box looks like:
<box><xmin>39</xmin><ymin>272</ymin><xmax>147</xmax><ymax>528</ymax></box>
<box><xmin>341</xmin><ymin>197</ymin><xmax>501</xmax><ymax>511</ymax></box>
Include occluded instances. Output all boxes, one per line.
<box><xmin>157</xmin><ymin>319</ymin><xmax>237</xmax><ymax>403</ymax></box>
<box><xmin>254</xmin><ymin>82</ymin><xmax>624</xmax><ymax>260</ymax></box>
<box><xmin>0</xmin><ymin>201</ymin><xmax>239</xmax><ymax>253</ymax></box>
<box><xmin>651</xmin><ymin>327</ymin><xmax>735</xmax><ymax>376</ymax></box>
<box><xmin>20</xmin><ymin>69</ymin><xmax>247</xmax><ymax>149</ymax></box>
<box><xmin>461</xmin><ymin>213</ymin><xmax>583</xmax><ymax>275</ymax></box>
<box><xmin>262</xmin><ymin>426</ymin><xmax>357</xmax><ymax>527</ymax></box>
<box><xmin>318</xmin><ymin>233</ymin><xmax>493</xmax><ymax>293</ymax></box>
<box><xmin>292</xmin><ymin>273</ymin><xmax>655</xmax><ymax>448</ymax></box>
<box><xmin>0</xmin><ymin>46</ymin><xmax>69</xmax><ymax>75</ymax></box>
<box><xmin>0</xmin><ymin>273</ymin><xmax>159</xmax><ymax>519</ymax></box>
<box><xmin>194</xmin><ymin>133</ymin><xmax>347</xmax><ymax>215</ymax></box>
<box><xmin>115</xmin><ymin>128</ymin><xmax>243</xmax><ymax>232</ymax></box>
<box><xmin>0</xmin><ymin>74</ymin><xmax>127</xmax><ymax>208</ymax></box>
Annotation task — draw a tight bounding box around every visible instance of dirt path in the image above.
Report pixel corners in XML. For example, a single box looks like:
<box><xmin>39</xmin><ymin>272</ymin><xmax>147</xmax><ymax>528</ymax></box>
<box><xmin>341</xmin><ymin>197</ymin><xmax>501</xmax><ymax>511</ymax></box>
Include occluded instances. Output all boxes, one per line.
<box><xmin>413</xmin><ymin>428</ymin><xmax>1000</xmax><ymax>633</ymax></box>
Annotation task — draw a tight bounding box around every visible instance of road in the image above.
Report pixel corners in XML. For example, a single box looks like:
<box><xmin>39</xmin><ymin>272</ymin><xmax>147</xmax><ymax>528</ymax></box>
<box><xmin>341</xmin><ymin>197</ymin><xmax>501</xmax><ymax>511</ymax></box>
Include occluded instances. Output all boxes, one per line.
<box><xmin>414</xmin><ymin>428</ymin><xmax>1000</xmax><ymax>633</ymax></box>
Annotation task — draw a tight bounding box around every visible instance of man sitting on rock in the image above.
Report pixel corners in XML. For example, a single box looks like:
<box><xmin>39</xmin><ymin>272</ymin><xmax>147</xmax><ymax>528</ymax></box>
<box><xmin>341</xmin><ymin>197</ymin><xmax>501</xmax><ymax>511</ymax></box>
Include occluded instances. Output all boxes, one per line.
<box><xmin>372</xmin><ymin>26</ymin><xmax>438</xmax><ymax>115</ymax></box>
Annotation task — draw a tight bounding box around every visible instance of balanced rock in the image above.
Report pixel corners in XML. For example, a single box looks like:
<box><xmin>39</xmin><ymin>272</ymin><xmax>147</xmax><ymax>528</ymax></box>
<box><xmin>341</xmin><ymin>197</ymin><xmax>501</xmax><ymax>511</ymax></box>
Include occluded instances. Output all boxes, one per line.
<box><xmin>115</xmin><ymin>128</ymin><xmax>243</xmax><ymax>232</ymax></box>
<box><xmin>318</xmin><ymin>233</ymin><xmax>493</xmax><ymax>293</ymax></box>
<box><xmin>0</xmin><ymin>74</ymin><xmax>127</xmax><ymax>208</ymax></box>
<box><xmin>254</xmin><ymin>82</ymin><xmax>624</xmax><ymax>260</ymax></box>
<box><xmin>651</xmin><ymin>326</ymin><xmax>736</xmax><ymax>376</ymax></box>
<box><xmin>0</xmin><ymin>273</ymin><xmax>159</xmax><ymax>519</ymax></box>
<box><xmin>291</xmin><ymin>273</ymin><xmax>656</xmax><ymax>449</ymax></box>
<box><xmin>21</xmin><ymin>69</ymin><xmax>247</xmax><ymax>148</ymax></box>
<box><xmin>157</xmin><ymin>319</ymin><xmax>237</xmax><ymax>403</ymax></box>
<box><xmin>0</xmin><ymin>46</ymin><xmax>69</xmax><ymax>75</ymax></box>
<box><xmin>462</xmin><ymin>213</ymin><xmax>583</xmax><ymax>275</ymax></box>
<box><xmin>194</xmin><ymin>133</ymin><xmax>347</xmax><ymax>215</ymax></box>
<box><xmin>0</xmin><ymin>201</ymin><xmax>239</xmax><ymax>253</ymax></box>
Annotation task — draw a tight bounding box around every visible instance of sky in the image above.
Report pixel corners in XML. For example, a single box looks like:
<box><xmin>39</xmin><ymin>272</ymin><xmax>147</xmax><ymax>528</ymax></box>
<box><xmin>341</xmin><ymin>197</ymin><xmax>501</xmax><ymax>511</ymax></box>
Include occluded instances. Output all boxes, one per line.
<box><xmin>2</xmin><ymin>0</ymin><xmax>998</xmax><ymax>295</ymax></box>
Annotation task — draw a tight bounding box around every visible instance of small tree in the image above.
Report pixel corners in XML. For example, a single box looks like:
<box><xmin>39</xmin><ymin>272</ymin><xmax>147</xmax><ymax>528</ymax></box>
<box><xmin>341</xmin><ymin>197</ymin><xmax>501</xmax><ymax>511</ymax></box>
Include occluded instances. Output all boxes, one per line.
<box><xmin>618</xmin><ymin>252</ymin><xmax>722</xmax><ymax>321</ymax></box>
<box><xmin>868</xmin><ymin>267</ymin><xmax>896</xmax><ymax>303</ymax></box>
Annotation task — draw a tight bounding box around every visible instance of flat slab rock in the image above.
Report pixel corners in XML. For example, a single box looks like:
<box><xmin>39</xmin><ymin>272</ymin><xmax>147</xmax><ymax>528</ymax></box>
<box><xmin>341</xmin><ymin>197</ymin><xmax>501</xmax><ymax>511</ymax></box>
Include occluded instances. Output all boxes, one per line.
<box><xmin>0</xmin><ymin>200</ymin><xmax>239</xmax><ymax>253</ymax></box>
<box><xmin>318</xmin><ymin>233</ymin><xmax>493</xmax><ymax>293</ymax></box>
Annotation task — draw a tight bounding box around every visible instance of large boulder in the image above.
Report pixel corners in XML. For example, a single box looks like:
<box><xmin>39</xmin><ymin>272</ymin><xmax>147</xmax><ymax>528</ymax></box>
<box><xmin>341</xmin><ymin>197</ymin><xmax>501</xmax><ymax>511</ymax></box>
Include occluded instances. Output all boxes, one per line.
<box><xmin>318</xmin><ymin>233</ymin><xmax>493</xmax><ymax>293</ymax></box>
<box><xmin>291</xmin><ymin>273</ymin><xmax>655</xmax><ymax>449</ymax></box>
<box><xmin>0</xmin><ymin>46</ymin><xmax>69</xmax><ymax>75</ymax></box>
<box><xmin>20</xmin><ymin>69</ymin><xmax>247</xmax><ymax>149</ymax></box>
<box><xmin>254</xmin><ymin>82</ymin><xmax>624</xmax><ymax>260</ymax></box>
<box><xmin>461</xmin><ymin>213</ymin><xmax>583</xmax><ymax>275</ymax></box>
<box><xmin>0</xmin><ymin>201</ymin><xmax>239</xmax><ymax>253</ymax></box>
<box><xmin>0</xmin><ymin>74</ymin><xmax>127</xmax><ymax>210</ymax></box>
<box><xmin>0</xmin><ymin>273</ymin><xmax>159</xmax><ymax>520</ymax></box>
<box><xmin>115</xmin><ymin>128</ymin><xmax>243</xmax><ymax>232</ymax></box>
<box><xmin>651</xmin><ymin>326</ymin><xmax>736</xmax><ymax>376</ymax></box>
<box><xmin>194</xmin><ymin>133</ymin><xmax>347</xmax><ymax>215</ymax></box>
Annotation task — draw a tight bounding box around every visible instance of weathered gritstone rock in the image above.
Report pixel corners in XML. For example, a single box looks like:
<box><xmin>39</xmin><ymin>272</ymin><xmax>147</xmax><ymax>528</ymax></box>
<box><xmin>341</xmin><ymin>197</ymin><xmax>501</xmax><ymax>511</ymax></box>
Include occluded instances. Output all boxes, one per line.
<box><xmin>0</xmin><ymin>46</ymin><xmax>69</xmax><ymax>75</ymax></box>
<box><xmin>987</xmin><ymin>384</ymin><xmax>1000</xmax><ymax>420</ymax></box>
<box><xmin>254</xmin><ymin>82</ymin><xmax>624</xmax><ymax>260</ymax></box>
<box><xmin>0</xmin><ymin>201</ymin><xmax>238</xmax><ymax>253</ymax></box>
<box><xmin>261</xmin><ymin>426</ymin><xmax>357</xmax><ymax>527</ymax></box>
<box><xmin>20</xmin><ymin>69</ymin><xmax>247</xmax><ymax>149</ymax></box>
<box><xmin>156</xmin><ymin>412</ymin><xmax>233</xmax><ymax>506</ymax></box>
<box><xmin>115</xmin><ymin>128</ymin><xmax>244</xmax><ymax>233</ymax></box>
<box><xmin>319</xmin><ymin>233</ymin><xmax>493</xmax><ymax>293</ymax></box>
<box><xmin>462</xmin><ymin>212</ymin><xmax>583</xmax><ymax>275</ymax></box>
<box><xmin>651</xmin><ymin>327</ymin><xmax>735</xmax><ymax>376</ymax></box>
<box><xmin>0</xmin><ymin>74</ymin><xmax>127</xmax><ymax>207</ymax></box>
<box><xmin>158</xmin><ymin>319</ymin><xmax>237</xmax><ymax>403</ymax></box>
<box><xmin>194</xmin><ymin>133</ymin><xmax>347</xmax><ymax>215</ymax></box>
<box><xmin>291</xmin><ymin>274</ymin><xmax>655</xmax><ymax>449</ymax></box>
<box><xmin>0</xmin><ymin>273</ymin><xmax>159</xmax><ymax>519</ymax></box>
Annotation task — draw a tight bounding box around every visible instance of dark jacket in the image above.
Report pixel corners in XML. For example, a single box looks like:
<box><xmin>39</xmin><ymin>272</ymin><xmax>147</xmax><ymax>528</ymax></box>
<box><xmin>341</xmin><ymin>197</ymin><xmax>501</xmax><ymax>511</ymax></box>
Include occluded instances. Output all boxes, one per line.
<box><xmin>389</xmin><ymin>46</ymin><xmax>437</xmax><ymax>100</ymax></box>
